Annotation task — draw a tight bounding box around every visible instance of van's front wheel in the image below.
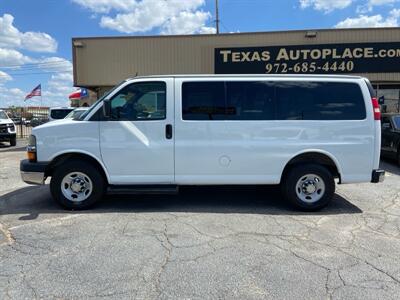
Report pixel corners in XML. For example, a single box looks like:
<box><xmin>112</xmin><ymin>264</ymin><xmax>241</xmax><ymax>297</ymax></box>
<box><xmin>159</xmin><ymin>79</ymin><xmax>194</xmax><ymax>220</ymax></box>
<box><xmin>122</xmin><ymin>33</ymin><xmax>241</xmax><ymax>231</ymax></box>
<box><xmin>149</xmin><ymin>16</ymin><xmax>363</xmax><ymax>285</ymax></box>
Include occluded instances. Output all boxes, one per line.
<box><xmin>50</xmin><ymin>160</ymin><xmax>105</xmax><ymax>210</ymax></box>
<box><xmin>282</xmin><ymin>164</ymin><xmax>335</xmax><ymax>211</ymax></box>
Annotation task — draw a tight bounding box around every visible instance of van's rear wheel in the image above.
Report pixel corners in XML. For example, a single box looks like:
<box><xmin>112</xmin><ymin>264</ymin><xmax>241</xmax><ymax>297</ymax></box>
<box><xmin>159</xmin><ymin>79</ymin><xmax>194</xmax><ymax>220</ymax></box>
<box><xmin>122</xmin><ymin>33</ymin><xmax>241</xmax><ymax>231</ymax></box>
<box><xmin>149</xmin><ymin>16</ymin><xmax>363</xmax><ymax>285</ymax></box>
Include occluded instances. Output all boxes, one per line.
<box><xmin>281</xmin><ymin>164</ymin><xmax>335</xmax><ymax>211</ymax></box>
<box><xmin>50</xmin><ymin>160</ymin><xmax>105</xmax><ymax>209</ymax></box>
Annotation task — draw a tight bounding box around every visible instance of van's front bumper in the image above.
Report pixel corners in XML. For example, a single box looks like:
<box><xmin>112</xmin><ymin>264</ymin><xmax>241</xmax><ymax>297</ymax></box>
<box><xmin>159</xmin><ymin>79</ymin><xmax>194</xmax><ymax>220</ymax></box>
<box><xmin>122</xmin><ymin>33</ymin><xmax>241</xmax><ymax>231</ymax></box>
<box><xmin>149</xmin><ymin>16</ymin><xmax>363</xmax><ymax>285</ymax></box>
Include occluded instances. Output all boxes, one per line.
<box><xmin>371</xmin><ymin>169</ymin><xmax>385</xmax><ymax>183</ymax></box>
<box><xmin>20</xmin><ymin>159</ymin><xmax>48</xmax><ymax>185</ymax></box>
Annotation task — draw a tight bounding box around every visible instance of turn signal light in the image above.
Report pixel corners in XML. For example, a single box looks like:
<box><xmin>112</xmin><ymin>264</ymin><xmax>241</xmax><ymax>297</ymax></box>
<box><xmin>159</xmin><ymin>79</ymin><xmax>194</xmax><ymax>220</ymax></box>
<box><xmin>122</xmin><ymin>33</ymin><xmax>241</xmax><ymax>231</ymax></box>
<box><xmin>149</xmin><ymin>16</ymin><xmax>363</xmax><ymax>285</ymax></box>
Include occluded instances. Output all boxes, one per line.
<box><xmin>27</xmin><ymin>151</ymin><xmax>36</xmax><ymax>162</ymax></box>
<box><xmin>27</xmin><ymin>135</ymin><xmax>37</xmax><ymax>162</ymax></box>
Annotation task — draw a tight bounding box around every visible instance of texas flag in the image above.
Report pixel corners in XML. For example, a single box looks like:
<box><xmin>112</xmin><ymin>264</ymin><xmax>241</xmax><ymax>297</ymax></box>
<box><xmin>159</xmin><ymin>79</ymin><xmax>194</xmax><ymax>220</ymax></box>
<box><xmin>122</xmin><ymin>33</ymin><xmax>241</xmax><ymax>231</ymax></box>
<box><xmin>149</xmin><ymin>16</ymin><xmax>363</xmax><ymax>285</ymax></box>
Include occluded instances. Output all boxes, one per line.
<box><xmin>25</xmin><ymin>84</ymin><xmax>41</xmax><ymax>101</ymax></box>
<box><xmin>69</xmin><ymin>88</ymin><xmax>88</xmax><ymax>100</ymax></box>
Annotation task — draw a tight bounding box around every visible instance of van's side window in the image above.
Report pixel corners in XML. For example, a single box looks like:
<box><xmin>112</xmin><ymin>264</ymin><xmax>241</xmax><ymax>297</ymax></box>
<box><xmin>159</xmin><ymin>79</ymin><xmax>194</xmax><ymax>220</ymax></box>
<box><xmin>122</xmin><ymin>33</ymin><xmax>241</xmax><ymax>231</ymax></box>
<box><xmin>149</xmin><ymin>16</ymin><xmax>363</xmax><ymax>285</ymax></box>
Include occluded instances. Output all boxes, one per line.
<box><xmin>110</xmin><ymin>82</ymin><xmax>166</xmax><ymax>121</ymax></box>
<box><xmin>226</xmin><ymin>81</ymin><xmax>275</xmax><ymax>120</ymax></box>
<box><xmin>183</xmin><ymin>81</ymin><xmax>366</xmax><ymax>121</ymax></box>
<box><xmin>275</xmin><ymin>82</ymin><xmax>366</xmax><ymax>120</ymax></box>
<box><xmin>182</xmin><ymin>81</ymin><xmax>275</xmax><ymax>120</ymax></box>
<box><xmin>182</xmin><ymin>82</ymin><xmax>225</xmax><ymax>120</ymax></box>
<box><xmin>275</xmin><ymin>82</ymin><xmax>316</xmax><ymax>120</ymax></box>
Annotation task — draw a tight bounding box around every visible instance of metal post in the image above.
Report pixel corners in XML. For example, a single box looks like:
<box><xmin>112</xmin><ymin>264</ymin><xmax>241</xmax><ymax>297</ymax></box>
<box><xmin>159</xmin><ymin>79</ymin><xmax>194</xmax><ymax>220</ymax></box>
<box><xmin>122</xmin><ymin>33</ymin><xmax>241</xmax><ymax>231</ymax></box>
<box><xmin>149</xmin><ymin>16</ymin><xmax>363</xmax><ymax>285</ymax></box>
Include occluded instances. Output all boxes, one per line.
<box><xmin>215</xmin><ymin>0</ymin><xmax>220</xmax><ymax>34</ymax></box>
<box><xmin>20</xmin><ymin>107</ymin><xmax>23</xmax><ymax>138</ymax></box>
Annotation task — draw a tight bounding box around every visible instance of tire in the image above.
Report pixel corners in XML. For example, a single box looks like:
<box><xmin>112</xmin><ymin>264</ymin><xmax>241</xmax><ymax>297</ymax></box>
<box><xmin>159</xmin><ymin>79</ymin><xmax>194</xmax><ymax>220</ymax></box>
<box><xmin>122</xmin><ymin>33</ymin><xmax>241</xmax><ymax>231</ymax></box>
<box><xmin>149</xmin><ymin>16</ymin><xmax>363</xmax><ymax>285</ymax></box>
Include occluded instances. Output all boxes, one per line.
<box><xmin>50</xmin><ymin>159</ymin><xmax>106</xmax><ymax>210</ymax></box>
<box><xmin>281</xmin><ymin>164</ymin><xmax>335</xmax><ymax>211</ymax></box>
<box><xmin>10</xmin><ymin>137</ymin><xmax>16</xmax><ymax>146</ymax></box>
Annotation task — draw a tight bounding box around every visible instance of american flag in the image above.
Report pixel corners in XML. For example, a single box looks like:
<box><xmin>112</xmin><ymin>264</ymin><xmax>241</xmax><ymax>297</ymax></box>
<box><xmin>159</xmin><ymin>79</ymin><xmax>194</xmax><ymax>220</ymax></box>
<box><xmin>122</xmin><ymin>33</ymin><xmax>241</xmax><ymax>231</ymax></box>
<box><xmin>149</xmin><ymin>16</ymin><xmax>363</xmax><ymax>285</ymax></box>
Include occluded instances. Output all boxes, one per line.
<box><xmin>25</xmin><ymin>84</ymin><xmax>41</xmax><ymax>101</ymax></box>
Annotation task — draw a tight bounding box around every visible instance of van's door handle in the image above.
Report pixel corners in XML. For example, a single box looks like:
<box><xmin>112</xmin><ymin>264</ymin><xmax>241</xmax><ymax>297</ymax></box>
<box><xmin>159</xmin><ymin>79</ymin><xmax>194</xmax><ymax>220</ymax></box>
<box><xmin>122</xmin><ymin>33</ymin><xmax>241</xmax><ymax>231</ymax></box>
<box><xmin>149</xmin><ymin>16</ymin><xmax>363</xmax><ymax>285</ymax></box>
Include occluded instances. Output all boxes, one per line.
<box><xmin>165</xmin><ymin>124</ymin><xmax>173</xmax><ymax>139</ymax></box>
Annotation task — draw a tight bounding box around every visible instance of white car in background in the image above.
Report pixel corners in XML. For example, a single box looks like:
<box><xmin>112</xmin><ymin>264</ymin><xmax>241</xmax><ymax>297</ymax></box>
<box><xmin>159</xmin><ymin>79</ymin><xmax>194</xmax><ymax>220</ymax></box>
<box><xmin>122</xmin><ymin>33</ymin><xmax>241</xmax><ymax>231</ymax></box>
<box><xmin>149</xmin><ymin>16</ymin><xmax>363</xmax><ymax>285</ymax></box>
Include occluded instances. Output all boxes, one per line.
<box><xmin>48</xmin><ymin>107</ymin><xmax>74</xmax><ymax>121</ymax></box>
<box><xmin>0</xmin><ymin>109</ymin><xmax>17</xmax><ymax>146</ymax></box>
<box><xmin>64</xmin><ymin>107</ymin><xmax>89</xmax><ymax>119</ymax></box>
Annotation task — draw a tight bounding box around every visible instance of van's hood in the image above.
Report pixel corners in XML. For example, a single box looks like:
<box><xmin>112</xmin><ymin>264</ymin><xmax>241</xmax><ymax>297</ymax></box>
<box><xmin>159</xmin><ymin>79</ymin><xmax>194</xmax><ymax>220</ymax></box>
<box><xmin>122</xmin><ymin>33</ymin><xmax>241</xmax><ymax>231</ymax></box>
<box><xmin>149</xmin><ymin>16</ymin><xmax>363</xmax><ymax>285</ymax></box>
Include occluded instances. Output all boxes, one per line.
<box><xmin>33</xmin><ymin>118</ymin><xmax>76</xmax><ymax>132</ymax></box>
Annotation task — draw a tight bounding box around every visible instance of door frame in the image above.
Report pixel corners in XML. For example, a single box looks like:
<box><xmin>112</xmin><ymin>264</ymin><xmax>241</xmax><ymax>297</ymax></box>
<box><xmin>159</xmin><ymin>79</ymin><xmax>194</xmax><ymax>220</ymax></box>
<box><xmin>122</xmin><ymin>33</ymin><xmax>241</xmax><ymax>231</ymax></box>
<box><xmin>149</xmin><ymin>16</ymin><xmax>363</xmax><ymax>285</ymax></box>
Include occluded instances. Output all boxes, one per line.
<box><xmin>98</xmin><ymin>77</ymin><xmax>175</xmax><ymax>184</ymax></box>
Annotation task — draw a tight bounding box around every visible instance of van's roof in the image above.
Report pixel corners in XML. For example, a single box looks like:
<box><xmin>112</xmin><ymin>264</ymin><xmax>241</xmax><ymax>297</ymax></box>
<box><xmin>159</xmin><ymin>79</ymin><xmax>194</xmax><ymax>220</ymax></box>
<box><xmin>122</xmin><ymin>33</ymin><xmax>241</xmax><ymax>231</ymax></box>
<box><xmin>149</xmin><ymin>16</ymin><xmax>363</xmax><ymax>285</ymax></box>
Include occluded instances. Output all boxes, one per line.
<box><xmin>127</xmin><ymin>74</ymin><xmax>365</xmax><ymax>81</ymax></box>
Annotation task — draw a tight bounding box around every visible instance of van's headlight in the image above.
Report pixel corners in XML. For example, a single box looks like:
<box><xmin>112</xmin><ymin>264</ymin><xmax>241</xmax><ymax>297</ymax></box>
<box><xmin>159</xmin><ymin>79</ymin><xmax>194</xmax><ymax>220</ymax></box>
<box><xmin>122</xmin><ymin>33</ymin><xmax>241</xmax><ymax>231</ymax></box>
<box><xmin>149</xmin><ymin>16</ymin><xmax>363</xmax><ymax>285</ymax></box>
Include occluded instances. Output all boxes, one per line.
<box><xmin>27</xmin><ymin>135</ymin><xmax>37</xmax><ymax>162</ymax></box>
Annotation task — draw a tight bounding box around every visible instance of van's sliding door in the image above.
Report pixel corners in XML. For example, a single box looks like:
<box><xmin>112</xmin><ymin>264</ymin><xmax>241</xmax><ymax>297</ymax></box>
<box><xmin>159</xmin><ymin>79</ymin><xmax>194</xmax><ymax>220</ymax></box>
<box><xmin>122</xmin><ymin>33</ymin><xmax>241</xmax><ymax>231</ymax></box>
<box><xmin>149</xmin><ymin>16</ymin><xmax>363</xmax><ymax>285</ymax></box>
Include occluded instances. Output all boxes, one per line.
<box><xmin>174</xmin><ymin>78</ymin><xmax>281</xmax><ymax>185</ymax></box>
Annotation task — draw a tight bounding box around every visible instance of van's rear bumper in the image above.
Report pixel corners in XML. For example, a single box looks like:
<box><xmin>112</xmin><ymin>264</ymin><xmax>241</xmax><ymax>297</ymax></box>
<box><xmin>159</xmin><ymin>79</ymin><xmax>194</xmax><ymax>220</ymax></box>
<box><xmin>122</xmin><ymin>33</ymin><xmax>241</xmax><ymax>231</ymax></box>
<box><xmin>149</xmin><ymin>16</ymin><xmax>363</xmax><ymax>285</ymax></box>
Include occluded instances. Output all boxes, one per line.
<box><xmin>371</xmin><ymin>169</ymin><xmax>385</xmax><ymax>183</ymax></box>
<box><xmin>20</xmin><ymin>159</ymin><xmax>48</xmax><ymax>185</ymax></box>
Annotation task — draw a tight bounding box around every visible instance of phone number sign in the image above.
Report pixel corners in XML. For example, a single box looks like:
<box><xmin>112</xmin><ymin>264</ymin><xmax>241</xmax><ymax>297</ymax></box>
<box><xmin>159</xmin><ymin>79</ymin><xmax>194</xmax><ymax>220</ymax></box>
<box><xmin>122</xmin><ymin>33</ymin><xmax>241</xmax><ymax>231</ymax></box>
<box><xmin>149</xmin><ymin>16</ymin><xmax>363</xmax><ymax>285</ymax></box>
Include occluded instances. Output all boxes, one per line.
<box><xmin>214</xmin><ymin>42</ymin><xmax>400</xmax><ymax>74</ymax></box>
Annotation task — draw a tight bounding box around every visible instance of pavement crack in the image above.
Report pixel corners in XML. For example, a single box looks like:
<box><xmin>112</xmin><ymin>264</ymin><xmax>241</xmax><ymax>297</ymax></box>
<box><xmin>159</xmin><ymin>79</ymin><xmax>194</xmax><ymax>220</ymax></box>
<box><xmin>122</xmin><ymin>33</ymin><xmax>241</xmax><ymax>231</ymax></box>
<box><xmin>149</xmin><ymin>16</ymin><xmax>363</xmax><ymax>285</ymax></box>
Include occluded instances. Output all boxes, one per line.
<box><xmin>154</xmin><ymin>222</ymin><xmax>173</xmax><ymax>298</ymax></box>
<box><xmin>20</xmin><ymin>264</ymin><xmax>39</xmax><ymax>299</ymax></box>
<box><xmin>363</xmin><ymin>260</ymin><xmax>400</xmax><ymax>285</ymax></box>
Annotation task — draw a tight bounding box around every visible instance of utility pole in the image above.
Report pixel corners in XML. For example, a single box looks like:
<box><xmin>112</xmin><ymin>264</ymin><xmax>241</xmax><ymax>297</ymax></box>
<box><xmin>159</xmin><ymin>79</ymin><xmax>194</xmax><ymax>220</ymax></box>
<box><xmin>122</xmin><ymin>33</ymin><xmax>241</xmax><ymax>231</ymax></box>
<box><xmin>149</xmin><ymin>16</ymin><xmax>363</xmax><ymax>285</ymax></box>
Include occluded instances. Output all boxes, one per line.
<box><xmin>215</xmin><ymin>0</ymin><xmax>220</xmax><ymax>34</ymax></box>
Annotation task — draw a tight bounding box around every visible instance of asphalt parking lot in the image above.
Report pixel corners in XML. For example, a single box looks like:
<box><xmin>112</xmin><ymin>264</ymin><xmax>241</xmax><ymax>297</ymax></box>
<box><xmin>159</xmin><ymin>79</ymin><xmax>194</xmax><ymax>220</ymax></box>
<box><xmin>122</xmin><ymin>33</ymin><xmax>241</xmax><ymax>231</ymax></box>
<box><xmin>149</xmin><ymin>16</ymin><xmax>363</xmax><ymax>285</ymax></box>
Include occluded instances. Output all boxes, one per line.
<box><xmin>1</xmin><ymin>143</ymin><xmax>400</xmax><ymax>299</ymax></box>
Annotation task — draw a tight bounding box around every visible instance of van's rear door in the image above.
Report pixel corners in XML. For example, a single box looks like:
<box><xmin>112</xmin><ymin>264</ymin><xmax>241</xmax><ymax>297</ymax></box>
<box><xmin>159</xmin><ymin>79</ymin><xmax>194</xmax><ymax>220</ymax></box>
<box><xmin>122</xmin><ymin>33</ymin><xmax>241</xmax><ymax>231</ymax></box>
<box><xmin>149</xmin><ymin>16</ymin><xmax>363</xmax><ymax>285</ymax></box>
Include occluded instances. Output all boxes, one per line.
<box><xmin>364</xmin><ymin>78</ymin><xmax>381</xmax><ymax>170</ymax></box>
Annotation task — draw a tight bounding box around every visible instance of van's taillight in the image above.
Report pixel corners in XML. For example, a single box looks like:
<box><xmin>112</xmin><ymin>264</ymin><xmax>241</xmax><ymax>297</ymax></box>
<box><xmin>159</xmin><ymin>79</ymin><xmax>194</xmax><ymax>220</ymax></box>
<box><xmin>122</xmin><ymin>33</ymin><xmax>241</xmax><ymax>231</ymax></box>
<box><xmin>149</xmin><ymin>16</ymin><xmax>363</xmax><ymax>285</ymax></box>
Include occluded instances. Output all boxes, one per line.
<box><xmin>371</xmin><ymin>97</ymin><xmax>381</xmax><ymax>120</ymax></box>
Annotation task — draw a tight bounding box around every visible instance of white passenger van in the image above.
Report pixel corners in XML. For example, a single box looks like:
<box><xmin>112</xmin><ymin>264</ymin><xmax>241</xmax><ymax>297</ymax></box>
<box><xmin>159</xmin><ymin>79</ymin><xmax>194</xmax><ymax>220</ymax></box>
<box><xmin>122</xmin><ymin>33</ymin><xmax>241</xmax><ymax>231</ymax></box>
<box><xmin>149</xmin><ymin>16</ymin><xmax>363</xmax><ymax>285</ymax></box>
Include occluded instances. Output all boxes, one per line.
<box><xmin>20</xmin><ymin>75</ymin><xmax>385</xmax><ymax>211</ymax></box>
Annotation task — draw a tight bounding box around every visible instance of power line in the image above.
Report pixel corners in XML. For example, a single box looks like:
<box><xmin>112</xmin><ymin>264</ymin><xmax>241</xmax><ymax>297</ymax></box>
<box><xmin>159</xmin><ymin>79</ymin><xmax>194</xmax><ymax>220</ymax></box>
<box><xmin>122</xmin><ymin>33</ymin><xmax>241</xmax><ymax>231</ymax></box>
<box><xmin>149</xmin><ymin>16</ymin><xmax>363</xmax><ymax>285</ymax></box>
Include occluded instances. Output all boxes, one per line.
<box><xmin>0</xmin><ymin>60</ymin><xmax>72</xmax><ymax>77</ymax></box>
<box><xmin>0</xmin><ymin>59</ymin><xmax>71</xmax><ymax>68</ymax></box>
<box><xmin>0</xmin><ymin>59</ymin><xmax>71</xmax><ymax>69</ymax></box>
<box><xmin>168</xmin><ymin>19</ymin><xmax>216</xmax><ymax>36</ymax></box>
<box><xmin>0</xmin><ymin>64</ymin><xmax>70</xmax><ymax>72</ymax></box>
<box><xmin>220</xmin><ymin>21</ymin><xmax>231</xmax><ymax>33</ymax></box>
<box><xmin>0</xmin><ymin>64</ymin><xmax>72</xmax><ymax>73</ymax></box>
<box><xmin>0</xmin><ymin>69</ymin><xmax>72</xmax><ymax>77</ymax></box>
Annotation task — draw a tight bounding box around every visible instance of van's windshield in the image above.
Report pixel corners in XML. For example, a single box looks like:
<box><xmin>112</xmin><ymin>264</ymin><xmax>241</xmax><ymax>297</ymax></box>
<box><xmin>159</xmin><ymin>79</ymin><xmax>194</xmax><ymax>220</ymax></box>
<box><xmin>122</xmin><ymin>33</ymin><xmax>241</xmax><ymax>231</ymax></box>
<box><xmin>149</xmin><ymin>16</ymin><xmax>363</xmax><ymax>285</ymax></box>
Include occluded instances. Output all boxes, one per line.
<box><xmin>75</xmin><ymin>80</ymin><xmax>127</xmax><ymax>121</ymax></box>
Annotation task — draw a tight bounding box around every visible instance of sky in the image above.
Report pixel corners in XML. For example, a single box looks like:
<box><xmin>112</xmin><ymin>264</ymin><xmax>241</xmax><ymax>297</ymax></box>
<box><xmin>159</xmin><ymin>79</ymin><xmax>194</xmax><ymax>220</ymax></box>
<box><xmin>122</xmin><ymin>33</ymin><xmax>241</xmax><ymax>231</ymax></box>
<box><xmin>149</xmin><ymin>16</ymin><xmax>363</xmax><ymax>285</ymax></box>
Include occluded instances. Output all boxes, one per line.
<box><xmin>0</xmin><ymin>0</ymin><xmax>399</xmax><ymax>108</ymax></box>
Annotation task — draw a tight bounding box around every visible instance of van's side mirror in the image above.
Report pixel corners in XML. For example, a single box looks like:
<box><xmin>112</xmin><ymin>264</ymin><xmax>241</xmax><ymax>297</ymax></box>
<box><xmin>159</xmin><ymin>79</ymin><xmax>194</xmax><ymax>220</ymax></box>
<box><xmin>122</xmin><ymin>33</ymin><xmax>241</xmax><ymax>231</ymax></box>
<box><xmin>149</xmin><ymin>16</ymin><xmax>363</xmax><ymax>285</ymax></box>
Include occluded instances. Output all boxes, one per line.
<box><xmin>103</xmin><ymin>99</ymin><xmax>111</xmax><ymax>118</ymax></box>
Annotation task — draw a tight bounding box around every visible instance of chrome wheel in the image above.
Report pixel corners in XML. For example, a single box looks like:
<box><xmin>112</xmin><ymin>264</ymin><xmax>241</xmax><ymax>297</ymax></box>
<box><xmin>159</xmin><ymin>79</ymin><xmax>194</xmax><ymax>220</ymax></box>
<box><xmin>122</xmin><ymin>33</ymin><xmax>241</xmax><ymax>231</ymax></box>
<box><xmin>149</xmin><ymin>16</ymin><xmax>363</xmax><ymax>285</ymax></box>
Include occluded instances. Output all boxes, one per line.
<box><xmin>61</xmin><ymin>172</ymin><xmax>93</xmax><ymax>202</ymax></box>
<box><xmin>295</xmin><ymin>174</ymin><xmax>325</xmax><ymax>203</ymax></box>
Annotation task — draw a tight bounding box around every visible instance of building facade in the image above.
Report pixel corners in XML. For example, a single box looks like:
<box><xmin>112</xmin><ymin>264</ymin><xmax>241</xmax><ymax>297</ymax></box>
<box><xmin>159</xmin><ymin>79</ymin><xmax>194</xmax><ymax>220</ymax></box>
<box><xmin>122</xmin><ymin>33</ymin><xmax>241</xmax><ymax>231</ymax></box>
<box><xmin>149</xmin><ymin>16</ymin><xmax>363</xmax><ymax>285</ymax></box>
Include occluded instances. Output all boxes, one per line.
<box><xmin>72</xmin><ymin>28</ymin><xmax>400</xmax><ymax>112</ymax></box>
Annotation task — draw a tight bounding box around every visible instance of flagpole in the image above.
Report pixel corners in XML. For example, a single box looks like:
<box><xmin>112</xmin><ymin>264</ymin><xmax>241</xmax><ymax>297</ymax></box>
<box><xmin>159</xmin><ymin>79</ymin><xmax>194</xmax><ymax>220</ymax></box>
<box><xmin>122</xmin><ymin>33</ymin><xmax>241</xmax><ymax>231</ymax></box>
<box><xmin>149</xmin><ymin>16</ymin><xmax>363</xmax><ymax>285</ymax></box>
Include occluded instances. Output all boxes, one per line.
<box><xmin>23</xmin><ymin>95</ymin><xmax>26</xmax><ymax>139</ymax></box>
